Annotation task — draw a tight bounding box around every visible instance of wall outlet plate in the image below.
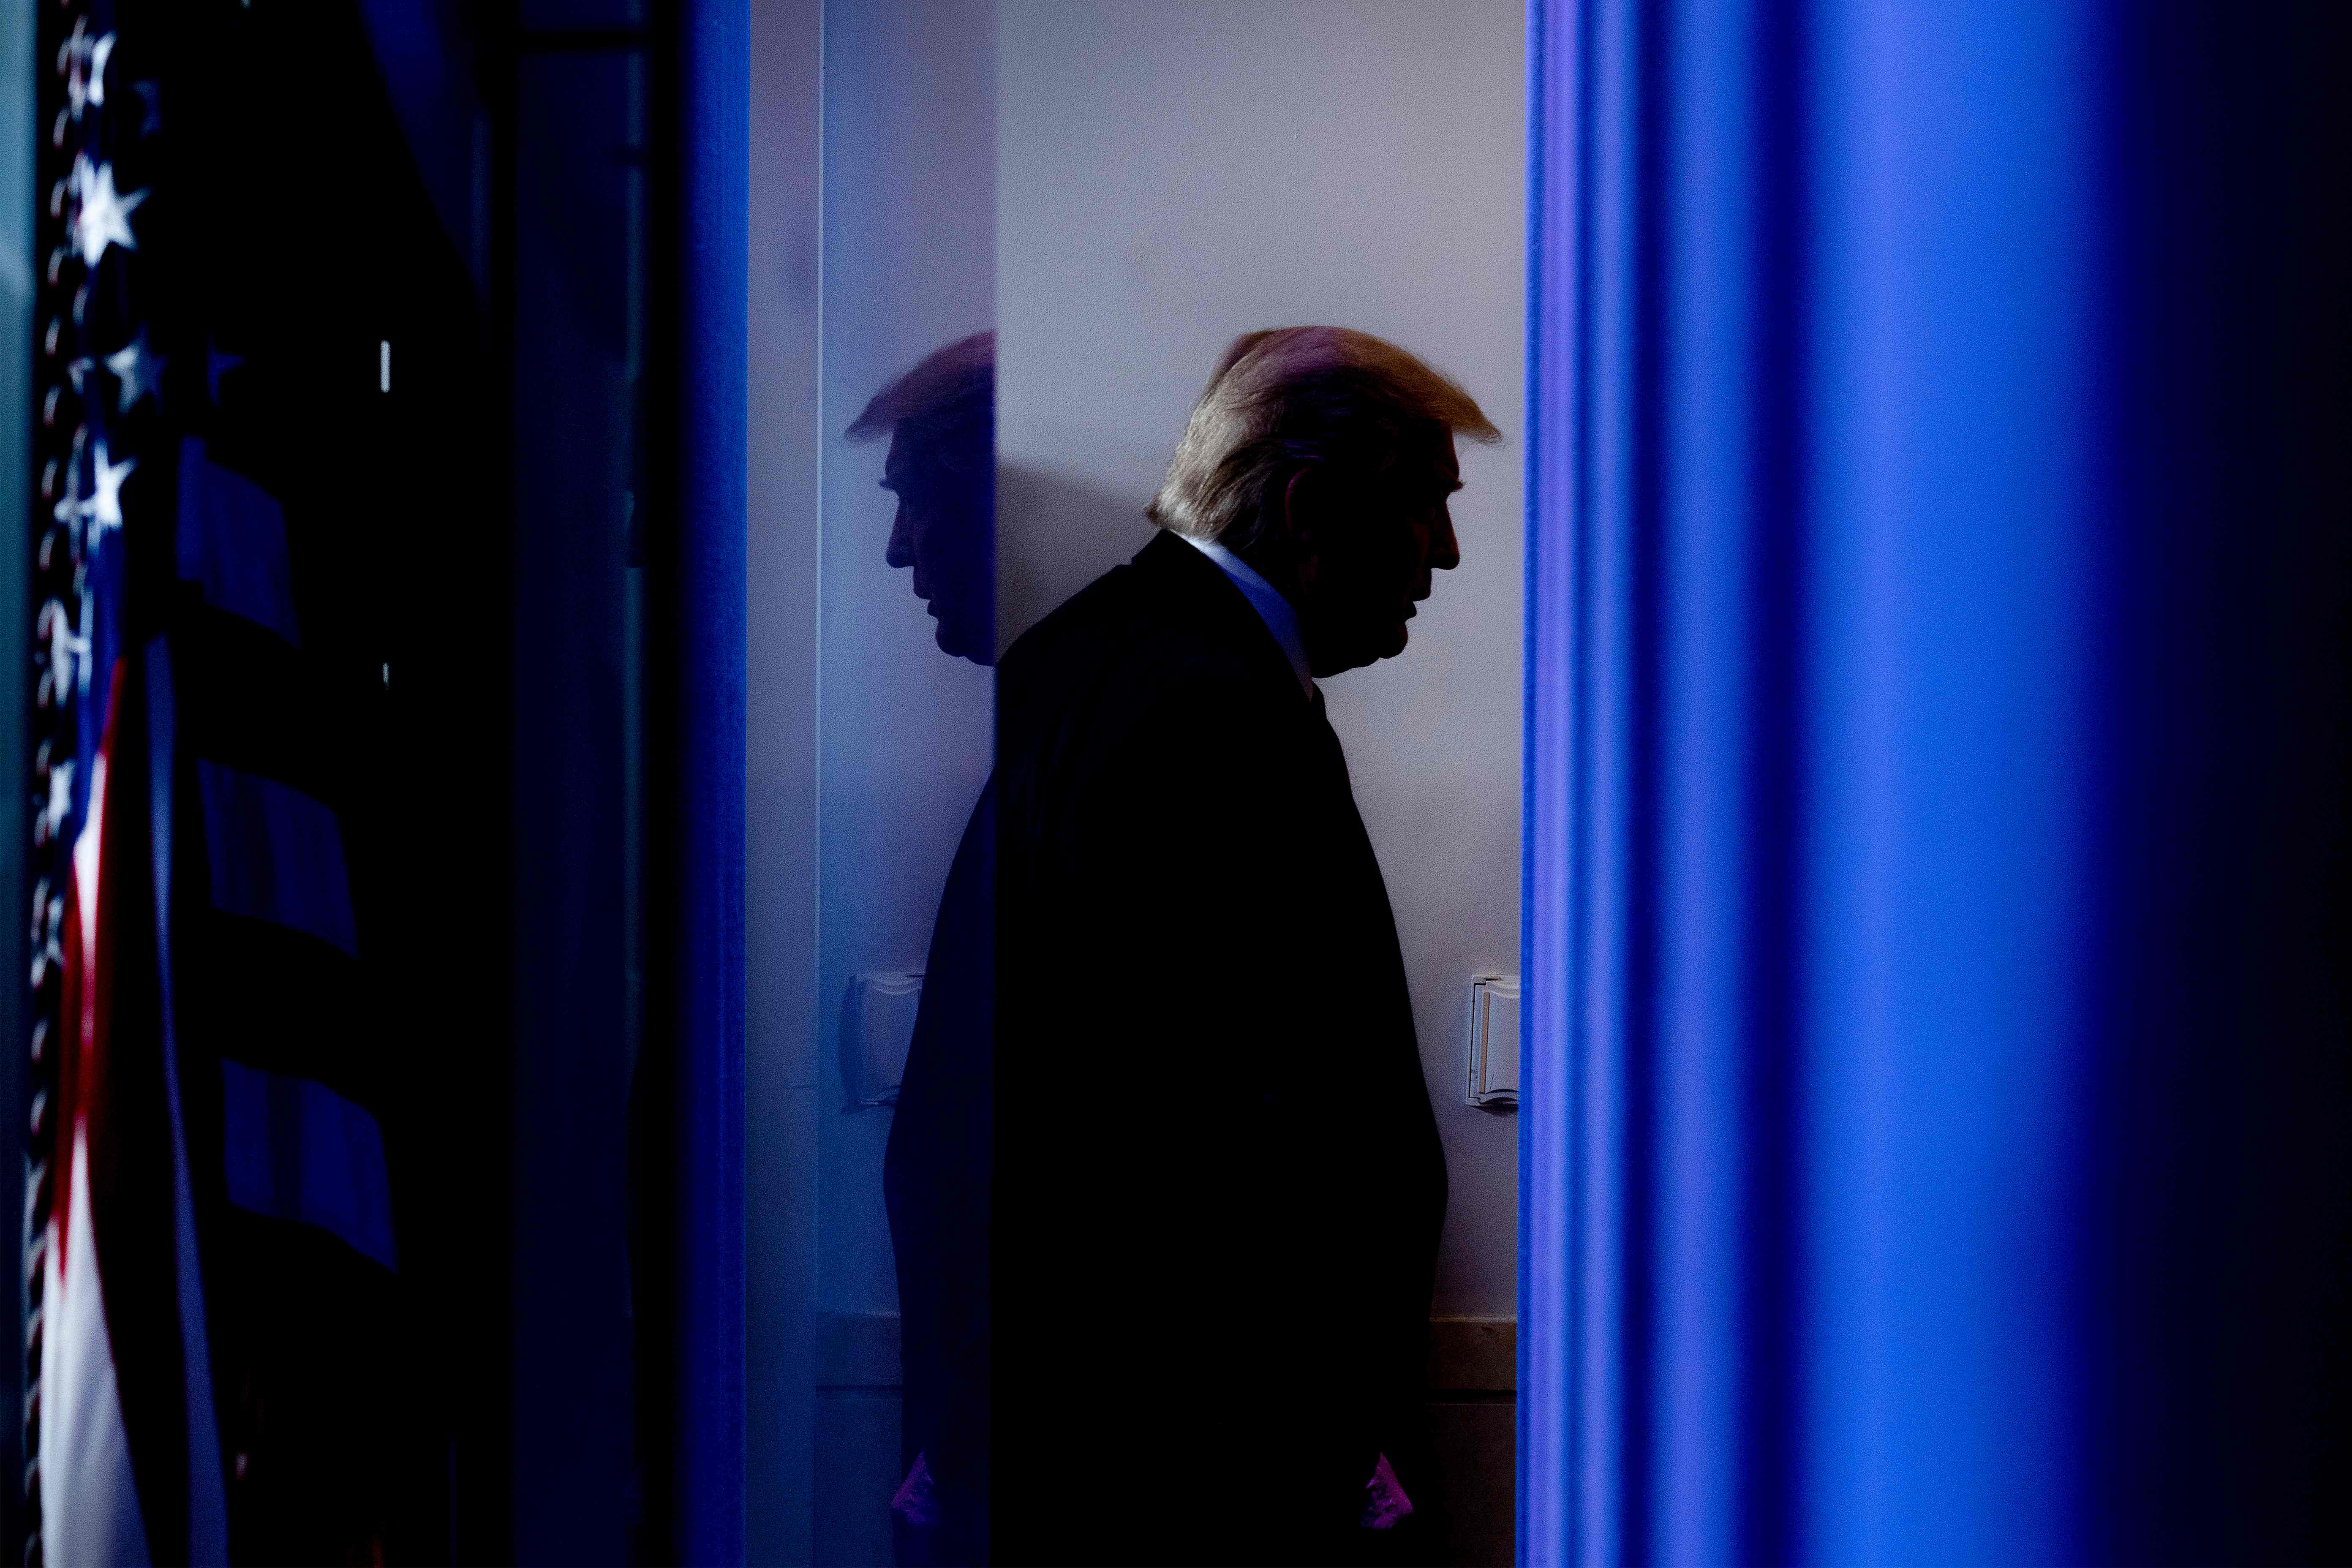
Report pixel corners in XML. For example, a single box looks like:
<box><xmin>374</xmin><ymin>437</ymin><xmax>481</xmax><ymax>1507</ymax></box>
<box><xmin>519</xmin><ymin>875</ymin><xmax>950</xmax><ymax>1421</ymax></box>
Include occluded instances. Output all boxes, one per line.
<box><xmin>1467</xmin><ymin>974</ymin><xmax>1521</xmax><ymax>1111</ymax></box>
<box><xmin>847</xmin><ymin>970</ymin><xmax>924</xmax><ymax>1108</ymax></box>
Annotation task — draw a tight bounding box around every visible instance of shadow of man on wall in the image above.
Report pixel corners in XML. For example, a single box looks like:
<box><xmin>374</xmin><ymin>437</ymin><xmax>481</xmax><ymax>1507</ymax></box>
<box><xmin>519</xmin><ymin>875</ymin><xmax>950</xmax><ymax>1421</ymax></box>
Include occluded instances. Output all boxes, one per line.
<box><xmin>854</xmin><ymin>334</ymin><xmax>1000</xmax><ymax>1567</ymax></box>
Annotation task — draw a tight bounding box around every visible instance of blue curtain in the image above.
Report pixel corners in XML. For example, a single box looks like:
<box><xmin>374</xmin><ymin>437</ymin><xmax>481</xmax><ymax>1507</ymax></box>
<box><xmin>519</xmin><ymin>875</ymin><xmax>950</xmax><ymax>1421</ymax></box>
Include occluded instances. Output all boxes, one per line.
<box><xmin>675</xmin><ymin>0</ymin><xmax>749</xmax><ymax>1558</ymax></box>
<box><xmin>1521</xmin><ymin>0</ymin><xmax>2352</xmax><ymax>1561</ymax></box>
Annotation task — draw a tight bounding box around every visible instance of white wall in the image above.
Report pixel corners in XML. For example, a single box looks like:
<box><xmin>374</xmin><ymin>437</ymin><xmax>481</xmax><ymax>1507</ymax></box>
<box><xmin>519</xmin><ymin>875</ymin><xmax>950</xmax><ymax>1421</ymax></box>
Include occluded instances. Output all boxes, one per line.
<box><xmin>753</xmin><ymin>7</ymin><xmax>1522</xmax><ymax>1555</ymax></box>
<box><xmin>997</xmin><ymin>0</ymin><xmax>1527</xmax><ymax>1320</ymax></box>
<box><xmin>807</xmin><ymin>6</ymin><xmax>999</xmax><ymax>1562</ymax></box>
<box><xmin>751</xmin><ymin>2</ymin><xmax>999</xmax><ymax>1555</ymax></box>
<box><xmin>814</xmin><ymin>0</ymin><xmax>997</xmax><ymax>1323</ymax></box>
<box><xmin>746</xmin><ymin>1</ymin><xmax>820</xmax><ymax>1559</ymax></box>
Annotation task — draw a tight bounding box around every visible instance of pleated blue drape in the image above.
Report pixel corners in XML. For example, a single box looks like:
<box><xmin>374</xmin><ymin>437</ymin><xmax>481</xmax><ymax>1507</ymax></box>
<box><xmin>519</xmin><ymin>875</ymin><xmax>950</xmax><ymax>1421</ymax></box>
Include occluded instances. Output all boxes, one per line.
<box><xmin>678</xmin><ymin>0</ymin><xmax>749</xmax><ymax>1557</ymax></box>
<box><xmin>1521</xmin><ymin>0</ymin><xmax>2352</xmax><ymax>1561</ymax></box>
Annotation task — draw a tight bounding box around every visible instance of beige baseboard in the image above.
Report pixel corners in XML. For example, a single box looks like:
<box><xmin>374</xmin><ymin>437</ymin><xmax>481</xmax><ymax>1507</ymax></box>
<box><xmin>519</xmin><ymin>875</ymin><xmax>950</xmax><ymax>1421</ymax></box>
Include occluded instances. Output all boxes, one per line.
<box><xmin>1426</xmin><ymin>1315</ymin><xmax>1516</xmax><ymax>1394</ymax></box>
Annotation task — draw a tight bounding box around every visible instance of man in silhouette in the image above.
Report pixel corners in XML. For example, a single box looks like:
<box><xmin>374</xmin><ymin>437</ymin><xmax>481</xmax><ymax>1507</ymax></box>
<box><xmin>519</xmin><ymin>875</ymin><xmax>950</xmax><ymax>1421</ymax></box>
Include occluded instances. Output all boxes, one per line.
<box><xmin>850</xmin><ymin>331</ymin><xmax>997</xmax><ymax>665</ymax></box>
<box><xmin>887</xmin><ymin>327</ymin><xmax>1495</xmax><ymax>1565</ymax></box>
<box><xmin>847</xmin><ymin>334</ymin><xmax>1002</xmax><ymax>1566</ymax></box>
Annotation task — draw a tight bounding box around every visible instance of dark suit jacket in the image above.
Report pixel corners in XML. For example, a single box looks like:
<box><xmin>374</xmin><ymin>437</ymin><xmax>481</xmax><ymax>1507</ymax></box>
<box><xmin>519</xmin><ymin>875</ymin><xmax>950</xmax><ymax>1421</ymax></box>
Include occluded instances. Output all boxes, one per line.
<box><xmin>885</xmin><ymin>530</ymin><xmax>1448</xmax><ymax>1565</ymax></box>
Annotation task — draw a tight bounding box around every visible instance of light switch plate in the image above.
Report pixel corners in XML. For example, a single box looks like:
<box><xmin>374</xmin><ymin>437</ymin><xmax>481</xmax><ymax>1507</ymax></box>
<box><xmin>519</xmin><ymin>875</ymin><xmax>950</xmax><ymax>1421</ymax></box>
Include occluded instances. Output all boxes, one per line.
<box><xmin>847</xmin><ymin>971</ymin><xmax>923</xmax><ymax>1108</ymax></box>
<box><xmin>1467</xmin><ymin>974</ymin><xmax>1520</xmax><ymax>1111</ymax></box>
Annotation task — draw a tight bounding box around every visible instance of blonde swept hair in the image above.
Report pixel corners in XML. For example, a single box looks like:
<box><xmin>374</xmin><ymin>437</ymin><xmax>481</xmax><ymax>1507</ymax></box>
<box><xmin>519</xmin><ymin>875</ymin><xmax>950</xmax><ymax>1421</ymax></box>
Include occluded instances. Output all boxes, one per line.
<box><xmin>1146</xmin><ymin>327</ymin><xmax>1499</xmax><ymax>550</ymax></box>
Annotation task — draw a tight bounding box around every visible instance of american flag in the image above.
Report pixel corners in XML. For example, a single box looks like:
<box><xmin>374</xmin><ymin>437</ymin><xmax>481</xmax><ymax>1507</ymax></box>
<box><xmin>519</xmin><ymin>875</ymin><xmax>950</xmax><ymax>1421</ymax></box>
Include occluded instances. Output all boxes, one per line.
<box><xmin>26</xmin><ymin>0</ymin><xmax>233</xmax><ymax>1560</ymax></box>
<box><xmin>16</xmin><ymin>0</ymin><xmax>511</xmax><ymax>1550</ymax></box>
<box><xmin>27</xmin><ymin>0</ymin><xmax>414</xmax><ymax>1561</ymax></box>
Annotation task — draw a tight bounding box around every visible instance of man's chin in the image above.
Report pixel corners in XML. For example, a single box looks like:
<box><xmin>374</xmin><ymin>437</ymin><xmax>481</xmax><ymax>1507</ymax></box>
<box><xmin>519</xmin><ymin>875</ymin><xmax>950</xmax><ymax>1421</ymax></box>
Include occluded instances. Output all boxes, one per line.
<box><xmin>1363</xmin><ymin>622</ymin><xmax>1411</xmax><ymax>666</ymax></box>
<box><xmin>934</xmin><ymin>618</ymin><xmax>996</xmax><ymax>666</ymax></box>
<box><xmin>1308</xmin><ymin>626</ymin><xmax>1410</xmax><ymax>678</ymax></box>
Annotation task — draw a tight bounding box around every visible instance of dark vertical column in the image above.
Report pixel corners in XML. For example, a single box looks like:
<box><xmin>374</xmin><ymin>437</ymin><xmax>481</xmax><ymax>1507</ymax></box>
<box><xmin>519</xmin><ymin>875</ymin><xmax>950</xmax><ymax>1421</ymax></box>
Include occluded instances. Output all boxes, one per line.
<box><xmin>634</xmin><ymin>2</ymin><xmax>681</xmax><ymax>1554</ymax></box>
<box><xmin>508</xmin><ymin>30</ymin><xmax>643</xmax><ymax>1564</ymax></box>
<box><xmin>477</xmin><ymin>14</ymin><xmax>526</xmax><ymax>1564</ymax></box>
<box><xmin>2075</xmin><ymin>3</ymin><xmax>2352</xmax><ymax>1560</ymax></box>
<box><xmin>668</xmin><ymin>0</ymin><xmax>745</xmax><ymax>1558</ymax></box>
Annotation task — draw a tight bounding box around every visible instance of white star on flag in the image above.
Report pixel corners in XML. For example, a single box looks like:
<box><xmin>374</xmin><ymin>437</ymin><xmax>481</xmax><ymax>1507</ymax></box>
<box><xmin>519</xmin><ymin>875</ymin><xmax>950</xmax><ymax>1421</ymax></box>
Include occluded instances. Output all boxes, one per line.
<box><xmin>42</xmin><ymin>760</ymin><xmax>74</xmax><ymax>842</ymax></box>
<box><xmin>81</xmin><ymin>439</ymin><xmax>133</xmax><ymax>544</ymax></box>
<box><xmin>51</xmin><ymin>456</ymin><xmax>82</xmax><ymax>531</ymax></box>
<box><xmin>71</xmin><ymin>156</ymin><xmax>144</xmax><ymax>269</ymax></box>
<box><xmin>87</xmin><ymin>33</ymin><xmax>113</xmax><ymax>109</ymax></box>
<box><xmin>36</xmin><ymin>600</ymin><xmax>85</xmax><ymax>707</ymax></box>
<box><xmin>105</xmin><ymin>329</ymin><xmax>160</xmax><ymax>412</ymax></box>
<box><xmin>62</xmin><ymin>19</ymin><xmax>90</xmax><ymax>120</ymax></box>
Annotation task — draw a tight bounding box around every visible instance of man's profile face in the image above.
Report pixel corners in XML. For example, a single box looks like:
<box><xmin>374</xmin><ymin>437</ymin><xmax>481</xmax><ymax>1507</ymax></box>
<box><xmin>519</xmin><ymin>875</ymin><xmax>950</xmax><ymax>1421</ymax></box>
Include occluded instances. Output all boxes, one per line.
<box><xmin>1298</xmin><ymin>429</ymin><xmax>1463</xmax><ymax>678</ymax></box>
<box><xmin>882</xmin><ymin>425</ymin><xmax>996</xmax><ymax>665</ymax></box>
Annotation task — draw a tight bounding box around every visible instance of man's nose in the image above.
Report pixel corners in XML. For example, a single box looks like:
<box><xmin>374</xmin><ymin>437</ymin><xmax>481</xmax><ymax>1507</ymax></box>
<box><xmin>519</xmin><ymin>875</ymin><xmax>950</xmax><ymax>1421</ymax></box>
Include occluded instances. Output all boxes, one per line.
<box><xmin>886</xmin><ymin>503</ymin><xmax>916</xmax><ymax>569</ymax></box>
<box><xmin>1429</xmin><ymin>512</ymin><xmax>1462</xmax><ymax>573</ymax></box>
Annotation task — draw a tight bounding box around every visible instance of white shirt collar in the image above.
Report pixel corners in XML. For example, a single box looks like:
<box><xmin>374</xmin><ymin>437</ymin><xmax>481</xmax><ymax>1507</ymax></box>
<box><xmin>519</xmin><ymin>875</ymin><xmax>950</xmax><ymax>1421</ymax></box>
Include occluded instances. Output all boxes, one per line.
<box><xmin>1181</xmin><ymin>533</ymin><xmax>1315</xmax><ymax>696</ymax></box>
